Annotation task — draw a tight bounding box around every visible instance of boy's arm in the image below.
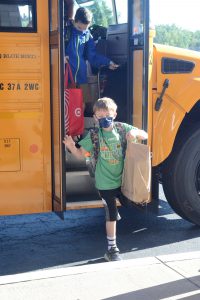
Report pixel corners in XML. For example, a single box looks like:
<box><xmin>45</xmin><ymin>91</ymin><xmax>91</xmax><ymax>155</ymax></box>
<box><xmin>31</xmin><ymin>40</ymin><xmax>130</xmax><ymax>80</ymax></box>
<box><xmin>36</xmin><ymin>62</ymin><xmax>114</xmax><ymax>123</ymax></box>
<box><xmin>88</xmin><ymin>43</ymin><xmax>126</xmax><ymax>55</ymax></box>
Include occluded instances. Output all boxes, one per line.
<box><xmin>126</xmin><ymin>129</ymin><xmax>148</xmax><ymax>141</ymax></box>
<box><xmin>63</xmin><ymin>136</ymin><xmax>87</xmax><ymax>159</ymax></box>
<box><xmin>86</xmin><ymin>35</ymin><xmax>113</xmax><ymax>68</ymax></box>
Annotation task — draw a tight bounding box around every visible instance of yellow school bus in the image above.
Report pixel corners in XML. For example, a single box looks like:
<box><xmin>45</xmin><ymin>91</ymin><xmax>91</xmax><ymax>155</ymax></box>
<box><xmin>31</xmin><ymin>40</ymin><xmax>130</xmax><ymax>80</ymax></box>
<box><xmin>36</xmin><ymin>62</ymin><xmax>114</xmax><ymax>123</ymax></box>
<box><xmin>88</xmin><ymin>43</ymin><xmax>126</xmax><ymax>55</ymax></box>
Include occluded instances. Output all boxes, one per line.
<box><xmin>1</xmin><ymin>0</ymin><xmax>200</xmax><ymax>225</ymax></box>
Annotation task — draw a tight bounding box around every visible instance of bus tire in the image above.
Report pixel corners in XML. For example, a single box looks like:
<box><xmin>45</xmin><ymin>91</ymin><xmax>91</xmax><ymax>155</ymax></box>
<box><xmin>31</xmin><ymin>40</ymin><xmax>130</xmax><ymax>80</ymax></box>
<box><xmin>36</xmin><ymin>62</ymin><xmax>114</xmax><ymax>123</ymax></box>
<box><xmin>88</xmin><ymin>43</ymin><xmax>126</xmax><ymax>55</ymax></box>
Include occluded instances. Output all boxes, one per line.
<box><xmin>162</xmin><ymin>156</ymin><xmax>192</xmax><ymax>222</ymax></box>
<box><xmin>162</xmin><ymin>124</ymin><xmax>200</xmax><ymax>226</ymax></box>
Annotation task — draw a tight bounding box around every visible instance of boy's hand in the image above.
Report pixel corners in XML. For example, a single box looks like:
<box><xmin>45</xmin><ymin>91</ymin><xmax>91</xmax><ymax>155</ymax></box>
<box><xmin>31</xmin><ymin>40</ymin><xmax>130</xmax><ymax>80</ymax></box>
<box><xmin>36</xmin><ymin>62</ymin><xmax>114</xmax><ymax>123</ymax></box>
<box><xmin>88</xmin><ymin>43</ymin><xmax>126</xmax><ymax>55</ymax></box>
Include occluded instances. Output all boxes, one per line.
<box><xmin>63</xmin><ymin>135</ymin><xmax>75</xmax><ymax>150</ymax></box>
<box><xmin>63</xmin><ymin>136</ymin><xmax>87</xmax><ymax>160</ymax></box>
<box><xmin>65</xmin><ymin>56</ymin><xmax>69</xmax><ymax>64</ymax></box>
<box><xmin>126</xmin><ymin>129</ymin><xmax>148</xmax><ymax>141</ymax></box>
<box><xmin>109</xmin><ymin>61</ymin><xmax>119</xmax><ymax>70</ymax></box>
<box><xmin>137</xmin><ymin>129</ymin><xmax>148</xmax><ymax>140</ymax></box>
<box><xmin>126</xmin><ymin>130</ymin><xmax>137</xmax><ymax>141</ymax></box>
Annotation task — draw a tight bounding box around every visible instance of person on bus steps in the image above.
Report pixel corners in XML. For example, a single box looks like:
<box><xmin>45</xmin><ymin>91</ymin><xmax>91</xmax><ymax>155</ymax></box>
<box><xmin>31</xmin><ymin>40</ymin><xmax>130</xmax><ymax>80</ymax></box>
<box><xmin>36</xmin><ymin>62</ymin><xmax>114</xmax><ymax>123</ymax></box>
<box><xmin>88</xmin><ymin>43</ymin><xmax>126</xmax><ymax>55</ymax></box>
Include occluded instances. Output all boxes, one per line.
<box><xmin>63</xmin><ymin>97</ymin><xmax>148</xmax><ymax>262</ymax></box>
<box><xmin>64</xmin><ymin>7</ymin><xmax>119</xmax><ymax>107</ymax></box>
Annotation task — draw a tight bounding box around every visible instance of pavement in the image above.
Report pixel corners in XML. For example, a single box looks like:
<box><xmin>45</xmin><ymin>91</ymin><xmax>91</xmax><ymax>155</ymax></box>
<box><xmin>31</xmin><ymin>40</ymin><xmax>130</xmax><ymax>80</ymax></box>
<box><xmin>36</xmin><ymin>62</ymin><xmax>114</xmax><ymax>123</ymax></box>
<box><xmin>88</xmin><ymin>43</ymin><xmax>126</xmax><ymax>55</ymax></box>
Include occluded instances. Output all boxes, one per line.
<box><xmin>1</xmin><ymin>251</ymin><xmax>200</xmax><ymax>300</ymax></box>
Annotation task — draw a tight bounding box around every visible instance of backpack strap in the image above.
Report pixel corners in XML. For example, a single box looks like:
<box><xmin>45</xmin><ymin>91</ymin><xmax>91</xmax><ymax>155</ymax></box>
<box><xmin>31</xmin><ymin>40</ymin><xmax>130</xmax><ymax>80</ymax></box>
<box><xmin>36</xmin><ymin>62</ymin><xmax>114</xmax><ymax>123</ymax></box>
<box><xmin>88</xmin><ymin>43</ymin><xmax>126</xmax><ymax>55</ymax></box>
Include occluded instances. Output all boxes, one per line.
<box><xmin>88</xmin><ymin>123</ymin><xmax>127</xmax><ymax>175</ymax></box>
<box><xmin>90</xmin><ymin>123</ymin><xmax>127</xmax><ymax>164</ymax></box>
<box><xmin>89</xmin><ymin>127</ymin><xmax>100</xmax><ymax>170</ymax></box>
<box><xmin>114</xmin><ymin>122</ymin><xmax>127</xmax><ymax>158</ymax></box>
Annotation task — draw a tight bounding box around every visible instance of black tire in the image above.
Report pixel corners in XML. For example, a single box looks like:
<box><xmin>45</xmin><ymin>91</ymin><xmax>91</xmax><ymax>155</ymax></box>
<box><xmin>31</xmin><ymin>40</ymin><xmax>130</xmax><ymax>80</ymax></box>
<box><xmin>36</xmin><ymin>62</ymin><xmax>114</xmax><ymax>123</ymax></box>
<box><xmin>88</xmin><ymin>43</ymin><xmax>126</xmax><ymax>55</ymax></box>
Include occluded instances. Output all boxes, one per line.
<box><xmin>162</xmin><ymin>153</ymin><xmax>192</xmax><ymax>222</ymax></box>
<box><xmin>162</xmin><ymin>124</ymin><xmax>200</xmax><ymax>226</ymax></box>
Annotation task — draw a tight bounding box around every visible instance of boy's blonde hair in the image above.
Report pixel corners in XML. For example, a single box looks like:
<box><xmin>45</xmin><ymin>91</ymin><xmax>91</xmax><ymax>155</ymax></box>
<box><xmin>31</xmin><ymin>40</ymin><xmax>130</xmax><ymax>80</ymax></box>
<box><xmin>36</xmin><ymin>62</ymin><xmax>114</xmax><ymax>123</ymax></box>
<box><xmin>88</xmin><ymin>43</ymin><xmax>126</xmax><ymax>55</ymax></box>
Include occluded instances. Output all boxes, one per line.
<box><xmin>93</xmin><ymin>97</ymin><xmax>117</xmax><ymax>113</ymax></box>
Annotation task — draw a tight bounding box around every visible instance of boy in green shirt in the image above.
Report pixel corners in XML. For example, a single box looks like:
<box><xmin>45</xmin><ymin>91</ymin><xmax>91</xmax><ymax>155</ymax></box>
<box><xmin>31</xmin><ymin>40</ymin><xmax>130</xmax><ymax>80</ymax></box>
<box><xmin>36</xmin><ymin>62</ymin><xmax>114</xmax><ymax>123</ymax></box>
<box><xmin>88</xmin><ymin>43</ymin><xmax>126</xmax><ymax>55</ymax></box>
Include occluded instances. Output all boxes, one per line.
<box><xmin>63</xmin><ymin>97</ymin><xmax>148</xmax><ymax>261</ymax></box>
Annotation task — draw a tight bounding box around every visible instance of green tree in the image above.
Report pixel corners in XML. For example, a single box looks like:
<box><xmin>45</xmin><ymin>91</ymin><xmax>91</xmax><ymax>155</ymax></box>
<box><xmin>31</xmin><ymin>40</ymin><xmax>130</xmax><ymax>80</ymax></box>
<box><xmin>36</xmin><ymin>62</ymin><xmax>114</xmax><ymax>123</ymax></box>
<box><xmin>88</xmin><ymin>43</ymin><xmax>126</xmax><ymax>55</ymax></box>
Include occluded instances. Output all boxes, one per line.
<box><xmin>154</xmin><ymin>24</ymin><xmax>200</xmax><ymax>51</ymax></box>
<box><xmin>83</xmin><ymin>0</ymin><xmax>114</xmax><ymax>27</ymax></box>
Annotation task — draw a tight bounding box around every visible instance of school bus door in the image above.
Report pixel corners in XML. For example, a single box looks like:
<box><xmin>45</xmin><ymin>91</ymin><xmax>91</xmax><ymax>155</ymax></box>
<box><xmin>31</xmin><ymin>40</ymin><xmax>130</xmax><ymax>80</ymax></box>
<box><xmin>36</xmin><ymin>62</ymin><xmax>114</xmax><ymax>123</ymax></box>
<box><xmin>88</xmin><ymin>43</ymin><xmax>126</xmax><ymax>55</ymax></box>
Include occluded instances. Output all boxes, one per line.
<box><xmin>129</xmin><ymin>0</ymin><xmax>157</xmax><ymax>198</ymax></box>
<box><xmin>49</xmin><ymin>0</ymin><xmax>66</xmax><ymax>213</ymax></box>
<box><xmin>128</xmin><ymin>0</ymin><xmax>149</xmax><ymax>133</ymax></box>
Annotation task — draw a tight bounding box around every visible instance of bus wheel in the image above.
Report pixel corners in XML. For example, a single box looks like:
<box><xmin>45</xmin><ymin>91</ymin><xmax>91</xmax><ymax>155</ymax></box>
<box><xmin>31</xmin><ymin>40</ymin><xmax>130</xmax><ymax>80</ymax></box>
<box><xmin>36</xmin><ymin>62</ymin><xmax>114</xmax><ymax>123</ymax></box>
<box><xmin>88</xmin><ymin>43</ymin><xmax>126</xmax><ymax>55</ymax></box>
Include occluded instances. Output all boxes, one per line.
<box><xmin>162</xmin><ymin>124</ymin><xmax>200</xmax><ymax>226</ymax></box>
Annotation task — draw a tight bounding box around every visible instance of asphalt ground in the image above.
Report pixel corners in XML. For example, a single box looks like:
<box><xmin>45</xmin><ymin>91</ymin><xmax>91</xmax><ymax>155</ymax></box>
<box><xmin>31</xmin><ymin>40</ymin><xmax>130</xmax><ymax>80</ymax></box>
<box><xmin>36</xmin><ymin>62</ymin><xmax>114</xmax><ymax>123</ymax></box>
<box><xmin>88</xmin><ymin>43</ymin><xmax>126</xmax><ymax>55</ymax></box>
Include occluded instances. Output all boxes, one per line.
<box><xmin>0</xmin><ymin>187</ymin><xmax>200</xmax><ymax>276</ymax></box>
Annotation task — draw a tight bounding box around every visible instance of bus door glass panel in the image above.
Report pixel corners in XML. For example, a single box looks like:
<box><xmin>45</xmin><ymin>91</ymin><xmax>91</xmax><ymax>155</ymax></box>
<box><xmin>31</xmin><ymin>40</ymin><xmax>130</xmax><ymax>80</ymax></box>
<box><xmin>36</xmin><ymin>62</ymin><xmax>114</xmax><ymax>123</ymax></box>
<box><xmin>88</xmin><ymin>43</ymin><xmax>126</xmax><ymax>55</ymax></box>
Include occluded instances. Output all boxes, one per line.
<box><xmin>129</xmin><ymin>0</ymin><xmax>149</xmax><ymax>131</ymax></box>
<box><xmin>76</xmin><ymin>0</ymin><xmax>115</xmax><ymax>26</ymax></box>
<box><xmin>115</xmin><ymin>0</ymin><xmax>128</xmax><ymax>24</ymax></box>
<box><xmin>50</xmin><ymin>0</ymin><xmax>66</xmax><ymax>213</ymax></box>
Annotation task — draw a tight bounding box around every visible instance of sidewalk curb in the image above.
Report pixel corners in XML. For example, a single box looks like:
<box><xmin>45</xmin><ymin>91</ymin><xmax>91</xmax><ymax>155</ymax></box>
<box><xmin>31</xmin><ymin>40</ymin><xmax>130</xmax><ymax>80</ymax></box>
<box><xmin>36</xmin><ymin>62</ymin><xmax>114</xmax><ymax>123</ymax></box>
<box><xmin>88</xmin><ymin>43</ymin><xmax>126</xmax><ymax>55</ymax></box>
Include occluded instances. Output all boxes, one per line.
<box><xmin>0</xmin><ymin>257</ymin><xmax>159</xmax><ymax>285</ymax></box>
<box><xmin>1</xmin><ymin>251</ymin><xmax>200</xmax><ymax>286</ymax></box>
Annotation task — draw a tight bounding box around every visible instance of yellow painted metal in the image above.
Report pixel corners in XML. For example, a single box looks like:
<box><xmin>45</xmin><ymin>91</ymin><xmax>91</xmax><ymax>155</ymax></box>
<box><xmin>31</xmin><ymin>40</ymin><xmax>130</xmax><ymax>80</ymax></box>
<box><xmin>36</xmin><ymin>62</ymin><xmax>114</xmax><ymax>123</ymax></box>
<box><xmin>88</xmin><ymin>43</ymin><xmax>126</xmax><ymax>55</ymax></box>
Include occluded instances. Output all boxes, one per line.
<box><xmin>0</xmin><ymin>0</ymin><xmax>52</xmax><ymax>215</ymax></box>
<box><xmin>133</xmin><ymin>50</ymin><xmax>143</xmax><ymax>129</ymax></box>
<box><xmin>147</xmin><ymin>29</ymin><xmax>155</xmax><ymax>150</ymax></box>
<box><xmin>0</xmin><ymin>138</ymin><xmax>20</xmax><ymax>172</ymax></box>
<box><xmin>152</xmin><ymin>44</ymin><xmax>200</xmax><ymax>166</ymax></box>
<box><xmin>152</xmin><ymin>93</ymin><xmax>185</xmax><ymax>166</ymax></box>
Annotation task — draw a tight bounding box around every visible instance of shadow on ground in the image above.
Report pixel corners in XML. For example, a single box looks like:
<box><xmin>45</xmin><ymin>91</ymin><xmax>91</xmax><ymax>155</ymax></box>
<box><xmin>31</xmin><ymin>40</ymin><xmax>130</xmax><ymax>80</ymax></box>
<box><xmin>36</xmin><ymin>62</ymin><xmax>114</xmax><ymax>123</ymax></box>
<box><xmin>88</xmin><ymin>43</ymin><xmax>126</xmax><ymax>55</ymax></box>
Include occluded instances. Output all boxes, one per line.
<box><xmin>0</xmin><ymin>198</ymin><xmax>199</xmax><ymax>275</ymax></box>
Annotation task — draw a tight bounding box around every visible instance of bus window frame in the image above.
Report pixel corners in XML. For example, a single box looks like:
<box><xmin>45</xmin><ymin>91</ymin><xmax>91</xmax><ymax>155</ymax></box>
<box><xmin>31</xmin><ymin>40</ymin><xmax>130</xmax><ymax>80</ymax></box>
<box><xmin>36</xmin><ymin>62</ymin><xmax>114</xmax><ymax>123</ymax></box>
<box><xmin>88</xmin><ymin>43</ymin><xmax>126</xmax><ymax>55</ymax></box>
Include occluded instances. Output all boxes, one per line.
<box><xmin>0</xmin><ymin>0</ymin><xmax>37</xmax><ymax>33</ymax></box>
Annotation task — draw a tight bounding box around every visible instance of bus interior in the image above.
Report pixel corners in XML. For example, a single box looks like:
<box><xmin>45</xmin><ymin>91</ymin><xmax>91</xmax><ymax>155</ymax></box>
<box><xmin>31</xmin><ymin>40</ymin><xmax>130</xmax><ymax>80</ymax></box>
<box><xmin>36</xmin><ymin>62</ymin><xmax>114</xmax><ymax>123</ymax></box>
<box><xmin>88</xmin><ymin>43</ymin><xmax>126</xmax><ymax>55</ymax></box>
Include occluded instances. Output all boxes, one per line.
<box><xmin>65</xmin><ymin>0</ymin><xmax>145</xmax><ymax>209</ymax></box>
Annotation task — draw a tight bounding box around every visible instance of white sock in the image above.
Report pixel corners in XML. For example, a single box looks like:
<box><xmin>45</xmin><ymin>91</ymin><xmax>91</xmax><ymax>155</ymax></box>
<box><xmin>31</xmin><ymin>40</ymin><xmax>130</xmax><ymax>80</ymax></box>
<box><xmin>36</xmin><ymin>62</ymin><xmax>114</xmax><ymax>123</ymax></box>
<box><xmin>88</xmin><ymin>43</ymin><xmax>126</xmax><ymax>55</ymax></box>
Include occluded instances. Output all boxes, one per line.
<box><xmin>107</xmin><ymin>236</ymin><xmax>117</xmax><ymax>250</ymax></box>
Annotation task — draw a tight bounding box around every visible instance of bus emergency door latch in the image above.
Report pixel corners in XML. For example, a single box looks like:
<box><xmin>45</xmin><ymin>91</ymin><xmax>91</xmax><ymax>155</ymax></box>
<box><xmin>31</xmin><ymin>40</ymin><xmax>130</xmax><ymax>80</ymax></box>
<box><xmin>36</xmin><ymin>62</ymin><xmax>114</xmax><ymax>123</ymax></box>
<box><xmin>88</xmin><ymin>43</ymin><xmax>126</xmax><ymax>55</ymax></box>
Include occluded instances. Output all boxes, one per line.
<box><xmin>155</xmin><ymin>79</ymin><xmax>170</xmax><ymax>111</ymax></box>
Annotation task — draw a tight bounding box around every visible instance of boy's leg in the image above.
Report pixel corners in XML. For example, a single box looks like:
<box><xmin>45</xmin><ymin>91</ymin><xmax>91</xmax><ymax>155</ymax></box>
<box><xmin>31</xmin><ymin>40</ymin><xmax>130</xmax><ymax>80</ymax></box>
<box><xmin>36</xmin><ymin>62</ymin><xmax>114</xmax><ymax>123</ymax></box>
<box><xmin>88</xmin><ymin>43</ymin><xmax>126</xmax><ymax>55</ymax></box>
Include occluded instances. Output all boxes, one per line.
<box><xmin>118</xmin><ymin>189</ymin><xmax>132</xmax><ymax>208</ymax></box>
<box><xmin>98</xmin><ymin>188</ymin><xmax>122</xmax><ymax>262</ymax></box>
<box><xmin>106</xmin><ymin>220</ymin><xmax>116</xmax><ymax>250</ymax></box>
<box><xmin>106</xmin><ymin>221</ymin><xmax>116</xmax><ymax>238</ymax></box>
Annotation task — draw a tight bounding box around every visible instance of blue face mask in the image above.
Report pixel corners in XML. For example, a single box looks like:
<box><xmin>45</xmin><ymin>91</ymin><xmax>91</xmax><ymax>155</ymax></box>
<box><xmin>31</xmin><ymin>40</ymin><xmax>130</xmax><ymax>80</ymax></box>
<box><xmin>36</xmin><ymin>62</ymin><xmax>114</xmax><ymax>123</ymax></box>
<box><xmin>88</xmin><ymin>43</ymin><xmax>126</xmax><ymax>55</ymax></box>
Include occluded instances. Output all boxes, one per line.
<box><xmin>98</xmin><ymin>117</ymin><xmax>113</xmax><ymax>128</ymax></box>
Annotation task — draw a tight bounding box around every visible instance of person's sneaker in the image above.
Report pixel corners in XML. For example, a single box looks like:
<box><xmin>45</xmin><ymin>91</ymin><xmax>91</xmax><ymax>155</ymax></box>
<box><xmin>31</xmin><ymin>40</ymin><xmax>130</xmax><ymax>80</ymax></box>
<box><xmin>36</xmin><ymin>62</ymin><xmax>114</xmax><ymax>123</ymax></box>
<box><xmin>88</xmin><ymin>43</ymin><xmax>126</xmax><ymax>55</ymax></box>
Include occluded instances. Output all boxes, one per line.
<box><xmin>104</xmin><ymin>247</ymin><xmax>122</xmax><ymax>262</ymax></box>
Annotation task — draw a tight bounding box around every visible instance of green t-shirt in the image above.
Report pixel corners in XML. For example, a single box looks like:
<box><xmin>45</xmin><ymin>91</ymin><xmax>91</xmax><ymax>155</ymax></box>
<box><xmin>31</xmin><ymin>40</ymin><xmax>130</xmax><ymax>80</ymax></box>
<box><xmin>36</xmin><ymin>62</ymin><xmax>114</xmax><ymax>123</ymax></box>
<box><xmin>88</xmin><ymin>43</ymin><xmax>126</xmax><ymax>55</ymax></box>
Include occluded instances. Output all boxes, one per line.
<box><xmin>79</xmin><ymin>123</ymin><xmax>136</xmax><ymax>190</ymax></box>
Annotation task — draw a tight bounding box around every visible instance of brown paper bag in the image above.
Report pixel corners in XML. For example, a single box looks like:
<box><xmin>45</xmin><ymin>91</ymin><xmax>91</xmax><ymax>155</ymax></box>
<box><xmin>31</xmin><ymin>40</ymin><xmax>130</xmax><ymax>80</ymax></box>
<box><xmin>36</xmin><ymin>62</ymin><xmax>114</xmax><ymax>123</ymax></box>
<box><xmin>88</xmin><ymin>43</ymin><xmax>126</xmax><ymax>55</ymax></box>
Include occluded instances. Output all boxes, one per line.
<box><xmin>121</xmin><ymin>141</ymin><xmax>151</xmax><ymax>205</ymax></box>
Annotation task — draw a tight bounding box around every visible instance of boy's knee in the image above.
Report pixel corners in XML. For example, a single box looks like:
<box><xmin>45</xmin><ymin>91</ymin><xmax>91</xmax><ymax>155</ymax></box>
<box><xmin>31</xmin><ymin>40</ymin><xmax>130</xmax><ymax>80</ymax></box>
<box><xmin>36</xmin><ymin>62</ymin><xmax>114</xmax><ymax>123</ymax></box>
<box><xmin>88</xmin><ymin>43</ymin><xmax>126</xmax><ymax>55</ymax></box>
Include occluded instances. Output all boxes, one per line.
<box><xmin>105</xmin><ymin>214</ymin><xmax>121</xmax><ymax>222</ymax></box>
<box><xmin>101</xmin><ymin>198</ymin><xmax>121</xmax><ymax>221</ymax></box>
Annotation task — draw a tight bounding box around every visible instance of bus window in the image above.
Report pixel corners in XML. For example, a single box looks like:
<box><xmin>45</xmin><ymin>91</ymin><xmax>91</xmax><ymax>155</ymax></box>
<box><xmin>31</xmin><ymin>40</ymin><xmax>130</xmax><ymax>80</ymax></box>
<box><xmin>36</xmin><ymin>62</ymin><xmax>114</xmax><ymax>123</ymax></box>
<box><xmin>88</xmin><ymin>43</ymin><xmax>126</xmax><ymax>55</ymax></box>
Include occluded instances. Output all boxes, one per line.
<box><xmin>132</xmin><ymin>0</ymin><xmax>144</xmax><ymax>35</ymax></box>
<box><xmin>73</xmin><ymin>1</ymin><xmax>79</xmax><ymax>13</ymax></box>
<box><xmin>76</xmin><ymin>0</ymin><xmax>116</xmax><ymax>27</ymax></box>
<box><xmin>0</xmin><ymin>0</ymin><xmax>36</xmax><ymax>32</ymax></box>
<box><xmin>115</xmin><ymin>0</ymin><xmax>127</xmax><ymax>24</ymax></box>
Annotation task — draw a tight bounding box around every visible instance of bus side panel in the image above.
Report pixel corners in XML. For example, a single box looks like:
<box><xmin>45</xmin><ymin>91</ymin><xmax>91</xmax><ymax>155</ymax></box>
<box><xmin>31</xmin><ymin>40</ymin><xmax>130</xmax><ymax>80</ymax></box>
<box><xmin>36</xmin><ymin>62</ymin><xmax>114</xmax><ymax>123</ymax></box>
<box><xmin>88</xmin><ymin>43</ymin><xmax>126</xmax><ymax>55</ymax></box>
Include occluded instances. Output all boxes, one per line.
<box><xmin>152</xmin><ymin>94</ymin><xmax>185</xmax><ymax>166</ymax></box>
<box><xmin>152</xmin><ymin>44</ymin><xmax>200</xmax><ymax>166</ymax></box>
<box><xmin>0</xmin><ymin>0</ymin><xmax>52</xmax><ymax>215</ymax></box>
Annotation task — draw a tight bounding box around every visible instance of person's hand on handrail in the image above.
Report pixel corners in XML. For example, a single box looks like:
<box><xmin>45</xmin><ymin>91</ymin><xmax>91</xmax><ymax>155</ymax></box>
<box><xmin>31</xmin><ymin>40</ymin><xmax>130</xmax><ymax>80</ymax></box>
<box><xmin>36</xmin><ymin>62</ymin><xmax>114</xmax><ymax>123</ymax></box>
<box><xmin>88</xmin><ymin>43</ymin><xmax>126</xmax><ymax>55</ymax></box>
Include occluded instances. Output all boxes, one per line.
<box><xmin>65</xmin><ymin>56</ymin><xmax>69</xmax><ymax>64</ymax></box>
<box><xmin>109</xmin><ymin>61</ymin><xmax>119</xmax><ymax>70</ymax></box>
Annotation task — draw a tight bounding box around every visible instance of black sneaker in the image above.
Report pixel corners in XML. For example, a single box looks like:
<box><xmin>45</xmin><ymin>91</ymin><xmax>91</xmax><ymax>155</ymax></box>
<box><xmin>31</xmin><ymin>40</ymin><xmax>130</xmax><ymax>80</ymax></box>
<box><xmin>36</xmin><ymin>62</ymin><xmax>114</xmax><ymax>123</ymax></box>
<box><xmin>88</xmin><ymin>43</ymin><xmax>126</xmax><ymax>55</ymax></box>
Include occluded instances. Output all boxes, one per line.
<box><xmin>104</xmin><ymin>247</ymin><xmax>122</xmax><ymax>262</ymax></box>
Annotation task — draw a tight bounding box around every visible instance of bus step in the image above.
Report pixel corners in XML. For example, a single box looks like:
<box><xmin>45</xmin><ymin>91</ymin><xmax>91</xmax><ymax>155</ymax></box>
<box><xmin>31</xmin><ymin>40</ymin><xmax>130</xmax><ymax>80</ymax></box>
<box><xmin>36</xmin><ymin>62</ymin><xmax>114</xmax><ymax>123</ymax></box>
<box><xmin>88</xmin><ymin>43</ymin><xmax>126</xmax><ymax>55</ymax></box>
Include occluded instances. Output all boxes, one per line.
<box><xmin>66</xmin><ymin>200</ymin><xmax>103</xmax><ymax>210</ymax></box>
<box><xmin>66</xmin><ymin>200</ymin><xmax>121</xmax><ymax>210</ymax></box>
